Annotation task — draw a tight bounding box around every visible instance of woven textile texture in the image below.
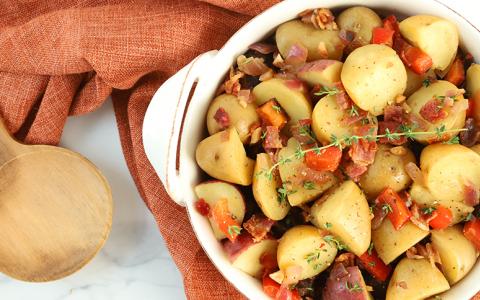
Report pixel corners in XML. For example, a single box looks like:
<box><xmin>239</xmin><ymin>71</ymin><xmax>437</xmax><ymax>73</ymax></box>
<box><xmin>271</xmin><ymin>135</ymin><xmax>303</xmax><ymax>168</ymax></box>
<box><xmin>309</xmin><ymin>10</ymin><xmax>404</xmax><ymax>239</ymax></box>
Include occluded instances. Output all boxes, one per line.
<box><xmin>0</xmin><ymin>0</ymin><xmax>278</xmax><ymax>298</ymax></box>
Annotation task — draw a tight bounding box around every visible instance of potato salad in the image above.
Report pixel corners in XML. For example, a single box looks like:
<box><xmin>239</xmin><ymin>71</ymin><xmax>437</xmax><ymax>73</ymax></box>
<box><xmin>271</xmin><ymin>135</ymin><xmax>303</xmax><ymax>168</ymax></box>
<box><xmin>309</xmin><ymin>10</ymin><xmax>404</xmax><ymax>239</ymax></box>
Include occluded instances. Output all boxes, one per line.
<box><xmin>194</xmin><ymin>6</ymin><xmax>480</xmax><ymax>300</ymax></box>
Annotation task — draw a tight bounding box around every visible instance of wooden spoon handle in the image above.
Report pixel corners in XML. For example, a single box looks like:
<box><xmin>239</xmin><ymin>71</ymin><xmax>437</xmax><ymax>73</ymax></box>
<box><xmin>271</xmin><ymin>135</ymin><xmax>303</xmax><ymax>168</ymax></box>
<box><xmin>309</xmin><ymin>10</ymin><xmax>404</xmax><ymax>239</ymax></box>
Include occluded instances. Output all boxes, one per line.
<box><xmin>0</xmin><ymin>118</ymin><xmax>26</xmax><ymax>165</ymax></box>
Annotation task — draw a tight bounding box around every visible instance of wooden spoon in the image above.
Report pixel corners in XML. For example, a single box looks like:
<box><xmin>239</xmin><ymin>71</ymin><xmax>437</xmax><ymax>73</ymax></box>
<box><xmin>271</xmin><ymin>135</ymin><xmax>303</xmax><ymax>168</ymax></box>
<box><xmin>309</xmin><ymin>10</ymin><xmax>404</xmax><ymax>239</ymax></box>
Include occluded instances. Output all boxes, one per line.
<box><xmin>0</xmin><ymin>120</ymin><xmax>112</xmax><ymax>282</ymax></box>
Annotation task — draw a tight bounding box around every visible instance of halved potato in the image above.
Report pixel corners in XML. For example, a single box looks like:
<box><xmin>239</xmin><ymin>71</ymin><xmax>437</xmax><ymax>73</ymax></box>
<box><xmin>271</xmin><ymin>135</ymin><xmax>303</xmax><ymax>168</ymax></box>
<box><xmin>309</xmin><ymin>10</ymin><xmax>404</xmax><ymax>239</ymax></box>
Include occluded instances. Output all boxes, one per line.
<box><xmin>466</xmin><ymin>64</ymin><xmax>480</xmax><ymax>121</ymax></box>
<box><xmin>195</xmin><ymin>181</ymin><xmax>245</xmax><ymax>240</ymax></box>
<box><xmin>337</xmin><ymin>6</ymin><xmax>382</xmax><ymax>46</ymax></box>
<box><xmin>431</xmin><ymin>225</ymin><xmax>477</xmax><ymax>284</ymax></box>
<box><xmin>311</xmin><ymin>95</ymin><xmax>378</xmax><ymax>144</ymax></box>
<box><xmin>196</xmin><ymin>128</ymin><xmax>254</xmax><ymax>185</ymax></box>
<box><xmin>359</xmin><ymin>145</ymin><xmax>416</xmax><ymax>199</ymax></box>
<box><xmin>471</xmin><ymin>144</ymin><xmax>480</xmax><ymax>155</ymax></box>
<box><xmin>253</xmin><ymin>78</ymin><xmax>311</xmax><ymax>124</ymax></box>
<box><xmin>386</xmin><ymin>258</ymin><xmax>450</xmax><ymax>300</ymax></box>
<box><xmin>410</xmin><ymin>183</ymin><xmax>474</xmax><ymax>224</ymax></box>
<box><xmin>223</xmin><ymin>233</ymin><xmax>277</xmax><ymax>278</ymax></box>
<box><xmin>406</xmin><ymin>80</ymin><xmax>467</xmax><ymax>143</ymax></box>
<box><xmin>276</xmin><ymin>20</ymin><xmax>344</xmax><ymax>61</ymax></box>
<box><xmin>297</xmin><ymin>60</ymin><xmax>343</xmax><ymax>87</ymax></box>
<box><xmin>399</xmin><ymin>15</ymin><xmax>459</xmax><ymax>71</ymax></box>
<box><xmin>311</xmin><ymin>180</ymin><xmax>371</xmax><ymax>256</ymax></box>
<box><xmin>421</xmin><ymin>144</ymin><xmax>480</xmax><ymax>206</ymax></box>
<box><xmin>206</xmin><ymin>94</ymin><xmax>259</xmax><ymax>143</ymax></box>
<box><xmin>277</xmin><ymin>225</ymin><xmax>337</xmax><ymax>280</ymax></box>
<box><xmin>341</xmin><ymin>44</ymin><xmax>407</xmax><ymax>116</ymax></box>
<box><xmin>252</xmin><ymin>153</ymin><xmax>290</xmax><ymax>220</ymax></box>
<box><xmin>372</xmin><ymin>219</ymin><xmax>429</xmax><ymax>264</ymax></box>
<box><xmin>277</xmin><ymin>138</ymin><xmax>337</xmax><ymax>206</ymax></box>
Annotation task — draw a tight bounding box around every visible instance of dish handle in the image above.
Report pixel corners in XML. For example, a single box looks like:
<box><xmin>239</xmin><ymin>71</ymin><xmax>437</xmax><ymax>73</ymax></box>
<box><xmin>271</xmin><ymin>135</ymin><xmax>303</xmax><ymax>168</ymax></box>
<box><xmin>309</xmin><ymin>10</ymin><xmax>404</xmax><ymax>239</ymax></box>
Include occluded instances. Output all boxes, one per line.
<box><xmin>143</xmin><ymin>50</ymin><xmax>218</xmax><ymax>206</ymax></box>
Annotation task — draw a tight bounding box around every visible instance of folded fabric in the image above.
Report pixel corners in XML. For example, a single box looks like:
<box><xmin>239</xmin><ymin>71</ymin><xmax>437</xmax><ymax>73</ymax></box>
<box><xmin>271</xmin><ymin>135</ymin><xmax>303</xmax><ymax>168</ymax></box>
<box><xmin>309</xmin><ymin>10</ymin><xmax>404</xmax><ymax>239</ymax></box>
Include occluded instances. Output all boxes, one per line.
<box><xmin>0</xmin><ymin>0</ymin><xmax>278</xmax><ymax>298</ymax></box>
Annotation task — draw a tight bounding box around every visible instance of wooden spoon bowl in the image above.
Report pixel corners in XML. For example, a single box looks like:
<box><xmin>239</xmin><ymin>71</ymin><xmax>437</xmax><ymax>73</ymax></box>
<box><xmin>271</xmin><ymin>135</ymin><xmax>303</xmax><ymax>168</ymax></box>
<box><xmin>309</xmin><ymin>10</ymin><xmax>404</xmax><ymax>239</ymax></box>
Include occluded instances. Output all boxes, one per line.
<box><xmin>0</xmin><ymin>121</ymin><xmax>112</xmax><ymax>282</ymax></box>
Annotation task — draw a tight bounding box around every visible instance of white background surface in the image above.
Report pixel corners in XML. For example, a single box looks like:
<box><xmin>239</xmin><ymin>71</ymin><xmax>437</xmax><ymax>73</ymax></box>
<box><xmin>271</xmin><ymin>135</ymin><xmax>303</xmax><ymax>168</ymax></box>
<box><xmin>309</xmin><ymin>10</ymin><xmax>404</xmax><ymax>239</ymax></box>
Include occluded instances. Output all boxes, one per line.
<box><xmin>0</xmin><ymin>1</ymin><xmax>477</xmax><ymax>299</ymax></box>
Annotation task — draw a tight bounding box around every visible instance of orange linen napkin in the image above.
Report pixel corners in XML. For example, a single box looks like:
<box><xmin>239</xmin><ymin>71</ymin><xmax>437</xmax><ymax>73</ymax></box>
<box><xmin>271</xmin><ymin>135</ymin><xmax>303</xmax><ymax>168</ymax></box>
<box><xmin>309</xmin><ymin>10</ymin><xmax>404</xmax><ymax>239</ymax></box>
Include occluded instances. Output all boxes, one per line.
<box><xmin>0</xmin><ymin>0</ymin><xmax>278</xmax><ymax>298</ymax></box>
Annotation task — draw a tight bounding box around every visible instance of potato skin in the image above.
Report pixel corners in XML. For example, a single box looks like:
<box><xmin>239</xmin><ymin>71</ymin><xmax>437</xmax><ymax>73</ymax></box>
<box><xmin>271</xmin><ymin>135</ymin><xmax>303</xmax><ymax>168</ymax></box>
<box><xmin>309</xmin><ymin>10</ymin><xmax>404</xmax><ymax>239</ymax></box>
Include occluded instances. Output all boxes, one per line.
<box><xmin>341</xmin><ymin>44</ymin><xmax>407</xmax><ymax>116</ymax></box>
<box><xmin>431</xmin><ymin>226</ymin><xmax>477</xmax><ymax>284</ymax></box>
<box><xmin>195</xmin><ymin>128</ymin><xmax>254</xmax><ymax>185</ymax></box>
<box><xmin>276</xmin><ymin>20</ymin><xmax>344</xmax><ymax>61</ymax></box>
<box><xmin>252</xmin><ymin>153</ymin><xmax>290</xmax><ymax>220</ymax></box>
<box><xmin>421</xmin><ymin>144</ymin><xmax>480</xmax><ymax>206</ymax></box>
<box><xmin>277</xmin><ymin>225</ymin><xmax>337</xmax><ymax>280</ymax></box>
<box><xmin>337</xmin><ymin>7</ymin><xmax>382</xmax><ymax>46</ymax></box>
<box><xmin>277</xmin><ymin>138</ymin><xmax>337</xmax><ymax>206</ymax></box>
<box><xmin>359</xmin><ymin>145</ymin><xmax>416</xmax><ymax>199</ymax></box>
<box><xmin>372</xmin><ymin>219</ymin><xmax>429</xmax><ymax>264</ymax></box>
<box><xmin>206</xmin><ymin>94</ymin><xmax>259</xmax><ymax>143</ymax></box>
<box><xmin>311</xmin><ymin>181</ymin><xmax>371</xmax><ymax>256</ymax></box>
<box><xmin>466</xmin><ymin>64</ymin><xmax>480</xmax><ymax>122</ymax></box>
<box><xmin>386</xmin><ymin>258</ymin><xmax>450</xmax><ymax>300</ymax></box>
<box><xmin>399</xmin><ymin>15</ymin><xmax>458</xmax><ymax>71</ymax></box>
<box><xmin>406</xmin><ymin>80</ymin><xmax>467</xmax><ymax>143</ymax></box>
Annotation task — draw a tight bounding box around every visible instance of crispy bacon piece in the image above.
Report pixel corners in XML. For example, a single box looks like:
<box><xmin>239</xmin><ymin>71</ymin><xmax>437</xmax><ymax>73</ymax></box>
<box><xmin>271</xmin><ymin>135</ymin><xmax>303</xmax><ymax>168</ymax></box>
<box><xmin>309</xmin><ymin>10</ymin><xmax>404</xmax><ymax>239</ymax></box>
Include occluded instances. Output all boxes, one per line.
<box><xmin>290</xmin><ymin>119</ymin><xmax>316</xmax><ymax>145</ymax></box>
<box><xmin>336</xmin><ymin>91</ymin><xmax>354</xmax><ymax>110</ymax></box>
<box><xmin>349</xmin><ymin>139</ymin><xmax>377</xmax><ymax>167</ymax></box>
<box><xmin>248</xmin><ymin>42</ymin><xmax>277</xmax><ymax>55</ymax></box>
<box><xmin>464</xmin><ymin>181</ymin><xmax>480</xmax><ymax>207</ymax></box>
<box><xmin>299</xmin><ymin>8</ymin><xmax>338</xmax><ymax>30</ymax></box>
<box><xmin>264</xmin><ymin>126</ymin><xmax>283</xmax><ymax>150</ymax></box>
<box><xmin>237</xmin><ymin>55</ymin><xmax>271</xmax><ymax>76</ymax></box>
<box><xmin>405</xmin><ymin>162</ymin><xmax>426</xmax><ymax>186</ymax></box>
<box><xmin>378</xmin><ymin>121</ymin><xmax>407</xmax><ymax>145</ymax></box>
<box><xmin>285</xmin><ymin>43</ymin><xmax>308</xmax><ymax>67</ymax></box>
<box><xmin>409</xmin><ymin>203</ymin><xmax>431</xmax><ymax>231</ymax></box>
<box><xmin>406</xmin><ymin>243</ymin><xmax>442</xmax><ymax>268</ymax></box>
<box><xmin>213</xmin><ymin>107</ymin><xmax>230</xmax><ymax>130</ymax></box>
<box><xmin>420</xmin><ymin>99</ymin><xmax>448</xmax><ymax>123</ymax></box>
<box><xmin>334</xmin><ymin>253</ymin><xmax>356</xmax><ymax>267</ymax></box>
<box><xmin>260</xmin><ymin>252</ymin><xmax>278</xmax><ymax>276</ymax></box>
<box><xmin>244</xmin><ymin>215</ymin><xmax>275</xmax><ymax>242</ymax></box>
<box><xmin>341</xmin><ymin>109</ymin><xmax>368</xmax><ymax>126</ymax></box>
<box><xmin>371</xmin><ymin>198</ymin><xmax>388</xmax><ymax>230</ymax></box>
<box><xmin>194</xmin><ymin>198</ymin><xmax>210</xmax><ymax>216</ymax></box>
<box><xmin>237</xmin><ymin>89</ymin><xmax>254</xmax><ymax>108</ymax></box>
<box><xmin>224</xmin><ymin>67</ymin><xmax>244</xmax><ymax>96</ymax></box>
<box><xmin>384</xmin><ymin>105</ymin><xmax>406</xmax><ymax>123</ymax></box>
<box><xmin>343</xmin><ymin>161</ymin><xmax>368</xmax><ymax>182</ymax></box>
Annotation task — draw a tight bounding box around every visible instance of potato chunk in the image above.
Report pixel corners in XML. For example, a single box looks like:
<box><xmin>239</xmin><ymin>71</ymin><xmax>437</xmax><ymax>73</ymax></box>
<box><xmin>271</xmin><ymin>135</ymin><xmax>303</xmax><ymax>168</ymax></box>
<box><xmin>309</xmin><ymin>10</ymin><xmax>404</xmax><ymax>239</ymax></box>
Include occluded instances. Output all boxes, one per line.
<box><xmin>252</xmin><ymin>153</ymin><xmax>290</xmax><ymax>220</ymax></box>
<box><xmin>337</xmin><ymin>6</ymin><xmax>382</xmax><ymax>47</ymax></box>
<box><xmin>431</xmin><ymin>226</ymin><xmax>477</xmax><ymax>284</ymax></box>
<box><xmin>195</xmin><ymin>128</ymin><xmax>254</xmax><ymax>185</ymax></box>
<box><xmin>359</xmin><ymin>145</ymin><xmax>416</xmax><ymax>199</ymax></box>
<box><xmin>341</xmin><ymin>44</ymin><xmax>407</xmax><ymax>116</ymax></box>
<box><xmin>399</xmin><ymin>15</ymin><xmax>459</xmax><ymax>71</ymax></box>
<box><xmin>311</xmin><ymin>181</ymin><xmax>371</xmax><ymax>256</ymax></box>
<box><xmin>206</xmin><ymin>94</ymin><xmax>259</xmax><ymax>143</ymax></box>
<box><xmin>372</xmin><ymin>219</ymin><xmax>429</xmax><ymax>264</ymax></box>
<box><xmin>277</xmin><ymin>225</ymin><xmax>337</xmax><ymax>280</ymax></box>
<box><xmin>386</xmin><ymin>258</ymin><xmax>450</xmax><ymax>300</ymax></box>
<box><xmin>276</xmin><ymin>20</ymin><xmax>344</xmax><ymax>61</ymax></box>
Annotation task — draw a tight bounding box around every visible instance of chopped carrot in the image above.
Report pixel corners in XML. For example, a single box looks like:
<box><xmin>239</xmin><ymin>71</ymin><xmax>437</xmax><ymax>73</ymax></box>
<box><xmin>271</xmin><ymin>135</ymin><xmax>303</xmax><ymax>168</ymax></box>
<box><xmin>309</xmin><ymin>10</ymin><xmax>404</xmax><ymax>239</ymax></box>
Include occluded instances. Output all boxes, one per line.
<box><xmin>211</xmin><ymin>198</ymin><xmax>240</xmax><ymax>242</ymax></box>
<box><xmin>445</xmin><ymin>57</ymin><xmax>465</xmax><ymax>86</ymax></box>
<box><xmin>394</xmin><ymin>36</ymin><xmax>433</xmax><ymax>75</ymax></box>
<box><xmin>256</xmin><ymin>99</ymin><xmax>288</xmax><ymax>129</ymax></box>
<box><xmin>358</xmin><ymin>249</ymin><xmax>392</xmax><ymax>281</ymax></box>
<box><xmin>305</xmin><ymin>146</ymin><xmax>342</xmax><ymax>172</ymax></box>
<box><xmin>372</xmin><ymin>27</ymin><xmax>395</xmax><ymax>47</ymax></box>
<box><xmin>377</xmin><ymin>188</ymin><xmax>411</xmax><ymax>230</ymax></box>
<box><xmin>427</xmin><ymin>205</ymin><xmax>453</xmax><ymax>230</ymax></box>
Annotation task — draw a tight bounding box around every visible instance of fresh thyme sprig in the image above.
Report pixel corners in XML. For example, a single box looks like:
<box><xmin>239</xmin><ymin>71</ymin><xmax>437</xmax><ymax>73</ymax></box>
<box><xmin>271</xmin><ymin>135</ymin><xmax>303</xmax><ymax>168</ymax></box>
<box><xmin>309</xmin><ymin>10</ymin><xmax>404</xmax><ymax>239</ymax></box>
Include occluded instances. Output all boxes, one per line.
<box><xmin>315</xmin><ymin>86</ymin><xmax>341</xmax><ymax>97</ymax></box>
<box><xmin>259</xmin><ymin>126</ymin><xmax>467</xmax><ymax>180</ymax></box>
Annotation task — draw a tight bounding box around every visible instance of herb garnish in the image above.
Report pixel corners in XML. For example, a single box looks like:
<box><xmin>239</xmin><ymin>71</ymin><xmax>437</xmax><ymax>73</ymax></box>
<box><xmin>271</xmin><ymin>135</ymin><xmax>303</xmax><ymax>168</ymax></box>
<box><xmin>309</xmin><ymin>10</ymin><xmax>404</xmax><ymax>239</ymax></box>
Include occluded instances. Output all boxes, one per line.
<box><xmin>305</xmin><ymin>249</ymin><xmax>323</xmax><ymax>270</ymax></box>
<box><xmin>325</xmin><ymin>222</ymin><xmax>332</xmax><ymax>229</ymax></box>
<box><xmin>345</xmin><ymin>282</ymin><xmax>363</xmax><ymax>292</ymax></box>
<box><xmin>260</xmin><ymin>126</ymin><xmax>467</xmax><ymax>180</ymax></box>
<box><xmin>272</xmin><ymin>105</ymin><xmax>282</xmax><ymax>112</ymax></box>
<box><xmin>277</xmin><ymin>182</ymin><xmax>296</xmax><ymax>204</ymax></box>
<box><xmin>324</xmin><ymin>235</ymin><xmax>347</xmax><ymax>251</ymax></box>
<box><xmin>422</xmin><ymin>78</ymin><xmax>431</xmax><ymax>87</ymax></box>
<box><xmin>422</xmin><ymin>206</ymin><xmax>437</xmax><ymax>215</ymax></box>
<box><xmin>315</xmin><ymin>86</ymin><xmax>341</xmax><ymax>97</ymax></box>
<box><xmin>382</xmin><ymin>203</ymin><xmax>393</xmax><ymax>214</ymax></box>
<box><xmin>303</xmin><ymin>181</ymin><xmax>316</xmax><ymax>190</ymax></box>
<box><xmin>367</xmin><ymin>242</ymin><xmax>374</xmax><ymax>255</ymax></box>
<box><xmin>227</xmin><ymin>225</ymin><xmax>242</xmax><ymax>237</ymax></box>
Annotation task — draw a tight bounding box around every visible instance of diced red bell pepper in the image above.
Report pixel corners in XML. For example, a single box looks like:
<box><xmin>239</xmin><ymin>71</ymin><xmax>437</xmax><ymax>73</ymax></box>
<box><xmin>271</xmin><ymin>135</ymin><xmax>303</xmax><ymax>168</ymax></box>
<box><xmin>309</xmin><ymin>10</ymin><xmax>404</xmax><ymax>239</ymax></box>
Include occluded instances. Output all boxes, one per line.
<box><xmin>377</xmin><ymin>188</ymin><xmax>412</xmax><ymax>230</ymax></box>
<box><xmin>467</xmin><ymin>99</ymin><xmax>475</xmax><ymax>118</ymax></box>
<box><xmin>464</xmin><ymin>218</ymin><xmax>480</xmax><ymax>250</ymax></box>
<box><xmin>428</xmin><ymin>205</ymin><xmax>453</xmax><ymax>230</ymax></box>
<box><xmin>372</xmin><ymin>27</ymin><xmax>395</xmax><ymax>47</ymax></box>
<box><xmin>211</xmin><ymin>198</ymin><xmax>240</xmax><ymax>242</ymax></box>
<box><xmin>195</xmin><ymin>198</ymin><xmax>210</xmax><ymax>216</ymax></box>
<box><xmin>394</xmin><ymin>36</ymin><xmax>433</xmax><ymax>75</ymax></box>
<box><xmin>358</xmin><ymin>249</ymin><xmax>392</xmax><ymax>281</ymax></box>
<box><xmin>445</xmin><ymin>57</ymin><xmax>465</xmax><ymax>87</ymax></box>
<box><xmin>262</xmin><ymin>276</ymin><xmax>301</xmax><ymax>300</ymax></box>
<box><xmin>305</xmin><ymin>146</ymin><xmax>342</xmax><ymax>172</ymax></box>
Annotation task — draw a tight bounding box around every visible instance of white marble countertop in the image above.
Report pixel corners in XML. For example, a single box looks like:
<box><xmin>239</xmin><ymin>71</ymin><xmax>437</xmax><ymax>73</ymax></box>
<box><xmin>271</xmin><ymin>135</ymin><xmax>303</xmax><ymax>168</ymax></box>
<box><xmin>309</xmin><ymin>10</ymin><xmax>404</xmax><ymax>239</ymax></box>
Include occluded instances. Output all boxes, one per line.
<box><xmin>0</xmin><ymin>1</ymin><xmax>478</xmax><ymax>299</ymax></box>
<box><xmin>0</xmin><ymin>99</ymin><xmax>186</xmax><ymax>300</ymax></box>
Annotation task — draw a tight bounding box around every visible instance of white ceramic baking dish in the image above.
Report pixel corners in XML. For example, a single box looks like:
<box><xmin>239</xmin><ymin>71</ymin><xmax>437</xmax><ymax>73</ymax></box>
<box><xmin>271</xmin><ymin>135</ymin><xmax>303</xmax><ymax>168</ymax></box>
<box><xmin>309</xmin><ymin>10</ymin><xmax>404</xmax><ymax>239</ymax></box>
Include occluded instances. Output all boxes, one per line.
<box><xmin>143</xmin><ymin>0</ymin><xmax>480</xmax><ymax>298</ymax></box>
